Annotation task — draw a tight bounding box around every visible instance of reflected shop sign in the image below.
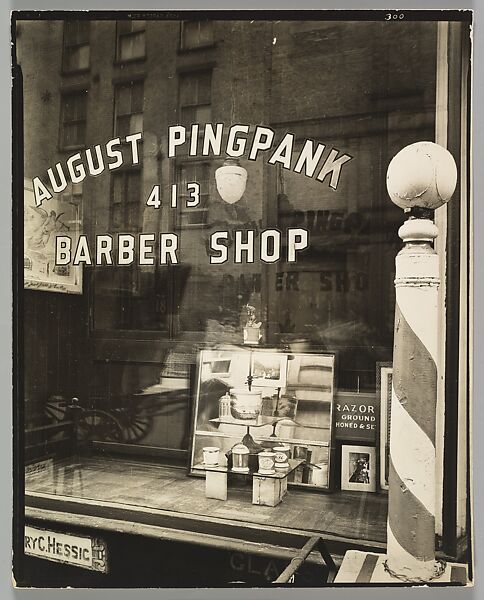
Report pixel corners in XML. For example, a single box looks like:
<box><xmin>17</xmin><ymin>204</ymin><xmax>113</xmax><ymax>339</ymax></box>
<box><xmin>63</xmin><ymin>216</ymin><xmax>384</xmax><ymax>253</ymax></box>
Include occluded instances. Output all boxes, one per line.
<box><xmin>222</xmin><ymin>270</ymin><xmax>369</xmax><ymax>297</ymax></box>
<box><xmin>24</xmin><ymin>526</ymin><xmax>107</xmax><ymax>573</ymax></box>
<box><xmin>334</xmin><ymin>394</ymin><xmax>379</xmax><ymax>442</ymax></box>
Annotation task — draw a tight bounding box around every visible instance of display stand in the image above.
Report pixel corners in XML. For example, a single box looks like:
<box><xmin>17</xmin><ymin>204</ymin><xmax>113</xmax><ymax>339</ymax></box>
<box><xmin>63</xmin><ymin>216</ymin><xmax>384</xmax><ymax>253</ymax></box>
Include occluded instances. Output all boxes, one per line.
<box><xmin>252</xmin><ymin>459</ymin><xmax>303</xmax><ymax>507</ymax></box>
<box><xmin>215</xmin><ymin>346</ymin><xmax>279</xmax><ymax>453</ymax></box>
<box><xmin>193</xmin><ymin>464</ymin><xmax>228</xmax><ymax>500</ymax></box>
<box><xmin>209</xmin><ymin>415</ymin><xmax>287</xmax><ymax>452</ymax></box>
<box><xmin>193</xmin><ymin>459</ymin><xmax>304</xmax><ymax>507</ymax></box>
<box><xmin>190</xmin><ymin>347</ymin><xmax>336</xmax><ymax>492</ymax></box>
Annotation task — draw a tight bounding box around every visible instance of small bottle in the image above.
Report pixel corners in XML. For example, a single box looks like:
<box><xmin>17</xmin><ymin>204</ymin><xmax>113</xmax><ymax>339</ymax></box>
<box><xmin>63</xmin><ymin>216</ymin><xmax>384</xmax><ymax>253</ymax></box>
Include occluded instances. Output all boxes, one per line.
<box><xmin>219</xmin><ymin>392</ymin><xmax>231</xmax><ymax>419</ymax></box>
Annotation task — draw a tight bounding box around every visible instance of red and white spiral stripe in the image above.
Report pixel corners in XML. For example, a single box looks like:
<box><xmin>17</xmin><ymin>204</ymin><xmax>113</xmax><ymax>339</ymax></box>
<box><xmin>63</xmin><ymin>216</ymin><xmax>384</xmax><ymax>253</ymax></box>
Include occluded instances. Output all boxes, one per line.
<box><xmin>386</xmin><ymin>239</ymin><xmax>439</xmax><ymax>580</ymax></box>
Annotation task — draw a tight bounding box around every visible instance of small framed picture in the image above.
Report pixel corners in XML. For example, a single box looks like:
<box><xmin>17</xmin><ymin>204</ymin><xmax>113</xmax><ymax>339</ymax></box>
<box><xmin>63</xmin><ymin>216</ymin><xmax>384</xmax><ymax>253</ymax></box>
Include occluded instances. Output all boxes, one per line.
<box><xmin>341</xmin><ymin>445</ymin><xmax>376</xmax><ymax>492</ymax></box>
<box><xmin>250</xmin><ymin>353</ymin><xmax>288</xmax><ymax>388</ymax></box>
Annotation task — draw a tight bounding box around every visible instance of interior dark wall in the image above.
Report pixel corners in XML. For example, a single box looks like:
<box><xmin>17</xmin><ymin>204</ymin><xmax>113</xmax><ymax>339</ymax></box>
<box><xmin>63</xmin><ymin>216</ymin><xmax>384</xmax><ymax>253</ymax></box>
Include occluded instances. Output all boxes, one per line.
<box><xmin>24</xmin><ymin>289</ymin><xmax>88</xmax><ymax>429</ymax></box>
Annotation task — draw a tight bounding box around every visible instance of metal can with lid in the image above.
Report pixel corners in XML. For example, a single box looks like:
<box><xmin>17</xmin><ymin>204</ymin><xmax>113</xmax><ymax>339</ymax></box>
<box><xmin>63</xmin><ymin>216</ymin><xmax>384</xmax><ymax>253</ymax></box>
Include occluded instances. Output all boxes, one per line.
<box><xmin>231</xmin><ymin>443</ymin><xmax>250</xmax><ymax>473</ymax></box>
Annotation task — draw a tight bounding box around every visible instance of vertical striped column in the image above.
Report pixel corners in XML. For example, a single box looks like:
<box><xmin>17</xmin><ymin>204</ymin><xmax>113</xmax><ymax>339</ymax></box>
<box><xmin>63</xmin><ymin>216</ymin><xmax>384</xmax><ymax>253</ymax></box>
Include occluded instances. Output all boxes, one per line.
<box><xmin>386</xmin><ymin>217</ymin><xmax>440</xmax><ymax>581</ymax></box>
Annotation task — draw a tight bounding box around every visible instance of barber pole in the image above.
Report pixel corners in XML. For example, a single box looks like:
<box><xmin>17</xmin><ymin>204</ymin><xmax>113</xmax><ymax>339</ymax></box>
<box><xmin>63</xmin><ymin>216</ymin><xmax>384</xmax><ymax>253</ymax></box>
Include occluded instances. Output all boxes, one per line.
<box><xmin>386</xmin><ymin>214</ymin><xmax>441</xmax><ymax>579</ymax></box>
<box><xmin>335</xmin><ymin>141</ymin><xmax>462</xmax><ymax>584</ymax></box>
<box><xmin>385</xmin><ymin>142</ymin><xmax>457</xmax><ymax>581</ymax></box>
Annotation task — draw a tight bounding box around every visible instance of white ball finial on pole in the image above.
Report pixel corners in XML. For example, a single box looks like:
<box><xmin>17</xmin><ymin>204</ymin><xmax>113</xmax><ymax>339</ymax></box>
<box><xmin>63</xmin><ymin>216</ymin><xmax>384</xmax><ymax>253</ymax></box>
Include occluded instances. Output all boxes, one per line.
<box><xmin>385</xmin><ymin>141</ymin><xmax>457</xmax><ymax>581</ymax></box>
<box><xmin>386</xmin><ymin>141</ymin><xmax>457</xmax><ymax>211</ymax></box>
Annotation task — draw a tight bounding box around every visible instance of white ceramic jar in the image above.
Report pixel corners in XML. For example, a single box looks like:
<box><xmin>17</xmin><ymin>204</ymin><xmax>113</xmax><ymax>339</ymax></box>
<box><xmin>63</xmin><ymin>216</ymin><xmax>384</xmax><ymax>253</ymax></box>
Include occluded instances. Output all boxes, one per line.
<box><xmin>230</xmin><ymin>388</ymin><xmax>262</xmax><ymax>420</ymax></box>
<box><xmin>273</xmin><ymin>445</ymin><xmax>291</xmax><ymax>469</ymax></box>
<box><xmin>258</xmin><ymin>451</ymin><xmax>276</xmax><ymax>475</ymax></box>
<box><xmin>202</xmin><ymin>446</ymin><xmax>220</xmax><ymax>466</ymax></box>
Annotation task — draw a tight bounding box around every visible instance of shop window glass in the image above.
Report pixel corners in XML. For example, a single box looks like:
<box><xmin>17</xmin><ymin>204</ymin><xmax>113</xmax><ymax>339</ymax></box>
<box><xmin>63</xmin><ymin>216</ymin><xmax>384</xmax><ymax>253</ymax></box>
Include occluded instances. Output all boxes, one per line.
<box><xmin>60</xmin><ymin>90</ymin><xmax>87</xmax><ymax>149</ymax></box>
<box><xmin>116</xmin><ymin>20</ymin><xmax>146</xmax><ymax>61</ymax></box>
<box><xmin>21</xmin><ymin>19</ymin><xmax>472</xmax><ymax>571</ymax></box>
<box><xmin>62</xmin><ymin>20</ymin><xmax>90</xmax><ymax>72</ymax></box>
<box><xmin>88</xmin><ymin>20</ymin><xmax>437</xmax><ymax>452</ymax></box>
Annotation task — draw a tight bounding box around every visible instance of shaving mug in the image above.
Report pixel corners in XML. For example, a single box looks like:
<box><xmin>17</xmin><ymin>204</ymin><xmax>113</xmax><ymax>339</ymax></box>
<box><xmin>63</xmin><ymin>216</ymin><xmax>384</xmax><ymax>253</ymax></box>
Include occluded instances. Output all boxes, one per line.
<box><xmin>202</xmin><ymin>446</ymin><xmax>220</xmax><ymax>466</ymax></box>
<box><xmin>258</xmin><ymin>451</ymin><xmax>276</xmax><ymax>475</ymax></box>
<box><xmin>230</xmin><ymin>388</ymin><xmax>263</xmax><ymax>420</ymax></box>
<box><xmin>273</xmin><ymin>445</ymin><xmax>291</xmax><ymax>469</ymax></box>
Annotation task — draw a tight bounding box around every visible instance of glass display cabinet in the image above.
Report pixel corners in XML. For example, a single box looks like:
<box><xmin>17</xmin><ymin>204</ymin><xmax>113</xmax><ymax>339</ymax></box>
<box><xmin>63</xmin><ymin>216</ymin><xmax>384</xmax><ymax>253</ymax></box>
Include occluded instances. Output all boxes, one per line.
<box><xmin>189</xmin><ymin>348</ymin><xmax>335</xmax><ymax>490</ymax></box>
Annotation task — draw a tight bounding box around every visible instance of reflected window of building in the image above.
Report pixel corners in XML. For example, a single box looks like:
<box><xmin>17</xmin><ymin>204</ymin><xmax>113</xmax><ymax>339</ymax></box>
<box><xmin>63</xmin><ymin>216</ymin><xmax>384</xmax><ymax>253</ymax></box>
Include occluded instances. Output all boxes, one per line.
<box><xmin>180</xmin><ymin>20</ymin><xmax>214</xmax><ymax>50</ymax></box>
<box><xmin>59</xmin><ymin>181</ymin><xmax>83</xmax><ymax>205</ymax></box>
<box><xmin>116</xmin><ymin>20</ymin><xmax>146</xmax><ymax>61</ymax></box>
<box><xmin>60</xmin><ymin>90</ymin><xmax>88</xmax><ymax>149</ymax></box>
<box><xmin>62</xmin><ymin>20</ymin><xmax>90</xmax><ymax>72</ymax></box>
<box><xmin>177</xmin><ymin>161</ymin><xmax>210</xmax><ymax>227</ymax></box>
<box><xmin>179</xmin><ymin>70</ymin><xmax>212</xmax><ymax>127</ymax></box>
<box><xmin>110</xmin><ymin>169</ymin><xmax>142</xmax><ymax>233</ymax></box>
<box><xmin>114</xmin><ymin>80</ymin><xmax>144</xmax><ymax>137</ymax></box>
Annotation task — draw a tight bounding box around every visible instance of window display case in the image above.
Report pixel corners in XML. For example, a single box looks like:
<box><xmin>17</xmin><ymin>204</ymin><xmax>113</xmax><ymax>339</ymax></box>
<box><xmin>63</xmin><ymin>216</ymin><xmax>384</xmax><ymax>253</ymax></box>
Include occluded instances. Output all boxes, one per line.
<box><xmin>189</xmin><ymin>348</ymin><xmax>335</xmax><ymax>490</ymax></box>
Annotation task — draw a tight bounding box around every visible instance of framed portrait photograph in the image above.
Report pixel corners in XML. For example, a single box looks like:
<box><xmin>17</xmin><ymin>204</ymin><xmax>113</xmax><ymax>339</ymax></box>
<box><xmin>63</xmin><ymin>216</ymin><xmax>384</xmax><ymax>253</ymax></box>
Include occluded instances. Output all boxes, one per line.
<box><xmin>341</xmin><ymin>445</ymin><xmax>376</xmax><ymax>492</ymax></box>
<box><xmin>377</xmin><ymin>362</ymin><xmax>393</xmax><ymax>491</ymax></box>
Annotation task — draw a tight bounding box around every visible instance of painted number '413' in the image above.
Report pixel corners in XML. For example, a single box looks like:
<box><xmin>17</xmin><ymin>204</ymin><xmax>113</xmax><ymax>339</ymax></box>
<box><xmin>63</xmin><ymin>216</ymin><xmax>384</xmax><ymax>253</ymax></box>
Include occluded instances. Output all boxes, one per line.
<box><xmin>146</xmin><ymin>182</ymin><xmax>200</xmax><ymax>209</ymax></box>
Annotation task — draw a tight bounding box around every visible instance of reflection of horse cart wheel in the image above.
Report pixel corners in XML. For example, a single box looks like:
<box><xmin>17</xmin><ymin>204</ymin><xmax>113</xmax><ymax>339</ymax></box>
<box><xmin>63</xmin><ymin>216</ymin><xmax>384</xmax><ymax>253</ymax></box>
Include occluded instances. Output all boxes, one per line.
<box><xmin>117</xmin><ymin>413</ymin><xmax>153</xmax><ymax>443</ymax></box>
<box><xmin>77</xmin><ymin>409</ymin><xmax>124</xmax><ymax>443</ymax></box>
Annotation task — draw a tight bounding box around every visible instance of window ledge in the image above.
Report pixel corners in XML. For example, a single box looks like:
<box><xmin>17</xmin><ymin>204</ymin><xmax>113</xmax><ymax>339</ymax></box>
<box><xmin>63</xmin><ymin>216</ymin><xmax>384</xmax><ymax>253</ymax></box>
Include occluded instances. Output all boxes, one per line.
<box><xmin>113</xmin><ymin>57</ymin><xmax>147</xmax><ymax>67</ymax></box>
<box><xmin>177</xmin><ymin>42</ymin><xmax>217</xmax><ymax>55</ymax></box>
<box><xmin>60</xmin><ymin>68</ymin><xmax>91</xmax><ymax>77</ymax></box>
<box><xmin>173</xmin><ymin>223</ymin><xmax>210</xmax><ymax>230</ymax></box>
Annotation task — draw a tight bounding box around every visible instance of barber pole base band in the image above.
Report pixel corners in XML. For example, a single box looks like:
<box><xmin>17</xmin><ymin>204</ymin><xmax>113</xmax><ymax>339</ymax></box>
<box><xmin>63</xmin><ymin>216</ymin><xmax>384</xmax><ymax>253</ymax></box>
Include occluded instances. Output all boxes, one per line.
<box><xmin>386</xmin><ymin>224</ymin><xmax>440</xmax><ymax>581</ymax></box>
<box><xmin>334</xmin><ymin>551</ymin><xmax>468</xmax><ymax>585</ymax></box>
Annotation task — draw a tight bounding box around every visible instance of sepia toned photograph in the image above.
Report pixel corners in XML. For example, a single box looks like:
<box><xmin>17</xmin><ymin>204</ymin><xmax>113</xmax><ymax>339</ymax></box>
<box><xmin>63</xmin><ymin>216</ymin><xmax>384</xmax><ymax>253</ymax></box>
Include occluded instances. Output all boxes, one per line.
<box><xmin>349</xmin><ymin>452</ymin><xmax>370</xmax><ymax>484</ymax></box>
<box><xmin>341</xmin><ymin>445</ymin><xmax>376</xmax><ymax>493</ymax></box>
<box><xmin>12</xmin><ymin>9</ymin><xmax>473</xmax><ymax>589</ymax></box>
